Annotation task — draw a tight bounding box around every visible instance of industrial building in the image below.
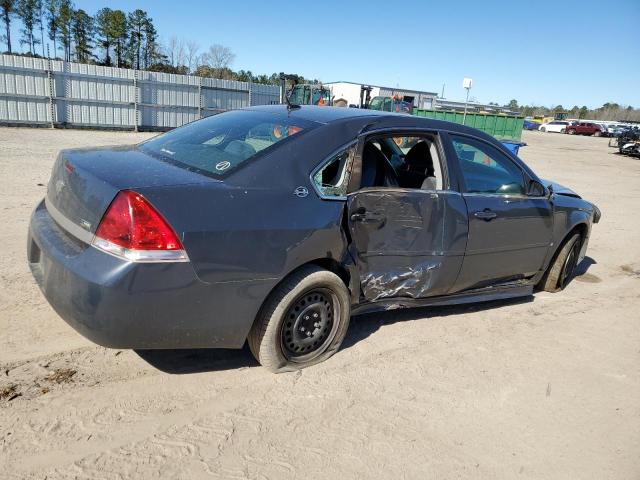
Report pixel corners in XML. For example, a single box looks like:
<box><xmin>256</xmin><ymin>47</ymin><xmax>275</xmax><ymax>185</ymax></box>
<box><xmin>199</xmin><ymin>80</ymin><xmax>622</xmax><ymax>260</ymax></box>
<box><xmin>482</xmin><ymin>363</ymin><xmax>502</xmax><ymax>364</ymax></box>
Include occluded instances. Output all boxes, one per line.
<box><xmin>324</xmin><ymin>80</ymin><xmax>518</xmax><ymax>115</ymax></box>
<box><xmin>324</xmin><ymin>81</ymin><xmax>438</xmax><ymax>110</ymax></box>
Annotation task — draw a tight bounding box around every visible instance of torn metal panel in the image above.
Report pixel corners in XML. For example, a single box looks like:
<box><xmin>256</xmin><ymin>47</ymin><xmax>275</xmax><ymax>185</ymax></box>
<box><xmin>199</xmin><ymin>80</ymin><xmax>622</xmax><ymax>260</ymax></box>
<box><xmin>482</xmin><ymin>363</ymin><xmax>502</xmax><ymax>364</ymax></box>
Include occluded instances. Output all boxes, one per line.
<box><xmin>360</xmin><ymin>260</ymin><xmax>443</xmax><ymax>301</ymax></box>
<box><xmin>347</xmin><ymin>189</ymin><xmax>468</xmax><ymax>301</ymax></box>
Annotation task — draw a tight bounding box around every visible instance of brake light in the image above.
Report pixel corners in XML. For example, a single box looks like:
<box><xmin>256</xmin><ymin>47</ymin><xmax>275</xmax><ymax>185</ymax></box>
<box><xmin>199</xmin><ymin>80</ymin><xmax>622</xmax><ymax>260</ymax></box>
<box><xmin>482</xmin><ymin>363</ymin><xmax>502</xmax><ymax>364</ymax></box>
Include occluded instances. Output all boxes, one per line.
<box><xmin>92</xmin><ymin>190</ymin><xmax>188</xmax><ymax>262</ymax></box>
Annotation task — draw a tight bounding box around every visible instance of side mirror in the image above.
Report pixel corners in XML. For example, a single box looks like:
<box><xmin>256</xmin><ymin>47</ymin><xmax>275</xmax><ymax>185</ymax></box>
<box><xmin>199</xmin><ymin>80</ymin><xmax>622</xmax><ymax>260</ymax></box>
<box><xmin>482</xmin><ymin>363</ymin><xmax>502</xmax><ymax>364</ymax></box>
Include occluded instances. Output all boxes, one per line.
<box><xmin>527</xmin><ymin>180</ymin><xmax>546</xmax><ymax>197</ymax></box>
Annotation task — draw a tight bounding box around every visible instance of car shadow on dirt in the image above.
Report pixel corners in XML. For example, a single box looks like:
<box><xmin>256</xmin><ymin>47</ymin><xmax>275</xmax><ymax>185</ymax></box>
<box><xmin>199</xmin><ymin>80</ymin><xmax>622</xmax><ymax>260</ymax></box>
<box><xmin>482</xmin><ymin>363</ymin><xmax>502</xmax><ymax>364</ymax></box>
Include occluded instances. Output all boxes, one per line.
<box><xmin>134</xmin><ymin>297</ymin><xmax>535</xmax><ymax>375</ymax></box>
<box><xmin>135</xmin><ymin>344</ymin><xmax>259</xmax><ymax>374</ymax></box>
<box><xmin>136</xmin><ymin>257</ymin><xmax>597</xmax><ymax>374</ymax></box>
<box><xmin>342</xmin><ymin>296</ymin><xmax>535</xmax><ymax>350</ymax></box>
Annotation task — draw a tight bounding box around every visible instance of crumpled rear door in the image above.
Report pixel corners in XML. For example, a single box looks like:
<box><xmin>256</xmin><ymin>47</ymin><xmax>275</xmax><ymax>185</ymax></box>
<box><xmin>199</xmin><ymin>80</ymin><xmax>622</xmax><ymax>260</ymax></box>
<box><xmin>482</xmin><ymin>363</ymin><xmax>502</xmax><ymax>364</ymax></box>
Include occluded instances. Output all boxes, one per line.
<box><xmin>347</xmin><ymin>189</ymin><xmax>468</xmax><ymax>302</ymax></box>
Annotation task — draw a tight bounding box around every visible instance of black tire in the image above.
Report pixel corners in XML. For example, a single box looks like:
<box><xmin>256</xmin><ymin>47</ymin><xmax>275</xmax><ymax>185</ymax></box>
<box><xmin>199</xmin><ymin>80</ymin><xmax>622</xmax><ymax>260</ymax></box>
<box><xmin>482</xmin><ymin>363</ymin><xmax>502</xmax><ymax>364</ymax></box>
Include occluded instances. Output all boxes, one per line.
<box><xmin>248</xmin><ymin>266</ymin><xmax>351</xmax><ymax>373</ymax></box>
<box><xmin>560</xmin><ymin>128</ymin><xmax>566</xmax><ymax>133</ymax></box>
<box><xmin>538</xmin><ymin>232</ymin><xmax>582</xmax><ymax>293</ymax></box>
<box><xmin>540</xmin><ymin>127</ymin><xmax>546</xmax><ymax>132</ymax></box>
<box><xmin>567</xmin><ymin>129</ymin><xmax>576</xmax><ymax>135</ymax></box>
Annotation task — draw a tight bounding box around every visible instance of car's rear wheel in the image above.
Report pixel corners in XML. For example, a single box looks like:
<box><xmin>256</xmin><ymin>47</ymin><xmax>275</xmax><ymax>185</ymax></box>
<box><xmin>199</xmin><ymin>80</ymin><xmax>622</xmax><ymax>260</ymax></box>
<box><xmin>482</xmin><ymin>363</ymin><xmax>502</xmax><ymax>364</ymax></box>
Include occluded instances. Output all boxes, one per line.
<box><xmin>248</xmin><ymin>266</ymin><xmax>351</xmax><ymax>372</ymax></box>
<box><xmin>538</xmin><ymin>232</ymin><xmax>582</xmax><ymax>293</ymax></box>
<box><xmin>540</xmin><ymin>127</ymin><xmax>546</xmax><ymax>132</ymax></box>
<box><xmin>560</xmin><ymin>128</ymin><xmax>566</xmax><ymax>133</ymax></box>
<box><xmin>567</xmin><ymin>129</ymin><xmax>576</xmax><ymax>135</ymax></box>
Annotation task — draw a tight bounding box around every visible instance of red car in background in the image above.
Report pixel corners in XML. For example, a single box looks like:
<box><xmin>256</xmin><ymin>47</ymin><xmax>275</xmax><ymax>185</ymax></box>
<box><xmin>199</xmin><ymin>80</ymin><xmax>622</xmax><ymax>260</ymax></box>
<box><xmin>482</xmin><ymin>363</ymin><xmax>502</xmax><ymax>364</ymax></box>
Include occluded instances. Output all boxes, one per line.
<box><xmin>566</xmin><ymin>122</ymin><xmax>603</xmax><ymax>136</ymax></box>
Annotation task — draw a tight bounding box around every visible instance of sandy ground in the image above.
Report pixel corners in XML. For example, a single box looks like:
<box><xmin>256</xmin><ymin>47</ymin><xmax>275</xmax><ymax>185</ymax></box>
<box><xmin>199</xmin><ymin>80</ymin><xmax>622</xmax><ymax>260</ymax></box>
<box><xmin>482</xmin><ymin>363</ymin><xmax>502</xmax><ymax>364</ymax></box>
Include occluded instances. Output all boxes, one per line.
<box><xmin>0</xmin><ymin>127</ymin><xmax>639</xmax><ymax>479</ymax></box>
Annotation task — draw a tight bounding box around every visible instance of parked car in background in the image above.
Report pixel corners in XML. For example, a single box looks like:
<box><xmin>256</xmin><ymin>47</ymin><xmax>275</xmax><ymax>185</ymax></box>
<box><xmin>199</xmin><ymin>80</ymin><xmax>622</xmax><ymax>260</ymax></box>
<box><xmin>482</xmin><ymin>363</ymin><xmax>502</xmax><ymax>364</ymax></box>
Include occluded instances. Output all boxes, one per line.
<box><xmin>603</xmin><ymin>123</ymin><xmax>627</xmax><ymax>137</ymax></box>
<box><xmin>539</xmin><ymin>121</ymin><xmax>570</xmax><ymax>133</ymax></box>
<box><xmin>27</xmin><ymin>106</ymin><xmax>600</xmax><ymax>372</ymax></box>
<box><xmin>523</xmin><ymin>119</ymin><xmax>539</xmax><ymax>130</ymax></box>
<box><xmin>565</xmin><ymin>122</ymin><xmax>603</xmax><ymax>136</ymax></box>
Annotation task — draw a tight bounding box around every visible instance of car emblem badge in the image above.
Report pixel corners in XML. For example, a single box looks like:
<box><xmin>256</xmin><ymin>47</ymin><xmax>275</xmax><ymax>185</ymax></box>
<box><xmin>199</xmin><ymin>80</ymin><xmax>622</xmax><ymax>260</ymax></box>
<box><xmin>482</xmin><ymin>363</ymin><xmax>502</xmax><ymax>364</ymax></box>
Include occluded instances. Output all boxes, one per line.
<box><xmin>215</xmin><ymin>161</ymin><xmax>231</xmax><ymax>171</ymax></box>
<box><xmin>294</xmin><ymin>186</ymin><xmax>309</xmax><ymax>198</ymax></box>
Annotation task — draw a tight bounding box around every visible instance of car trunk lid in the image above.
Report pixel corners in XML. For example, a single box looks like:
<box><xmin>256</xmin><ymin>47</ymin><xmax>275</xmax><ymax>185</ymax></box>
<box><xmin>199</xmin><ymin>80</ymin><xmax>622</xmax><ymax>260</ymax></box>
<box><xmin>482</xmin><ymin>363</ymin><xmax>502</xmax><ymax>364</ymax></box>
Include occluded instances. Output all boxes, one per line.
<box><xmin>46</xmin><ymin>145</ymin><xmax>214</xmax><ymax>237</ymax></box>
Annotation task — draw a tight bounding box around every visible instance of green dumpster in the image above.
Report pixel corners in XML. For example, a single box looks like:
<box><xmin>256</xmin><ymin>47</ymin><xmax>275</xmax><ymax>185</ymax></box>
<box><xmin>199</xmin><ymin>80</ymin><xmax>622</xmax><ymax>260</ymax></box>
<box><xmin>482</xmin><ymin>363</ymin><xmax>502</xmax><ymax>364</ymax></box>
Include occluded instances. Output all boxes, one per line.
<box><xmin>412</xmin><ymin>108</ymin><xmax>524</xmax><ymax>141</ymax></box>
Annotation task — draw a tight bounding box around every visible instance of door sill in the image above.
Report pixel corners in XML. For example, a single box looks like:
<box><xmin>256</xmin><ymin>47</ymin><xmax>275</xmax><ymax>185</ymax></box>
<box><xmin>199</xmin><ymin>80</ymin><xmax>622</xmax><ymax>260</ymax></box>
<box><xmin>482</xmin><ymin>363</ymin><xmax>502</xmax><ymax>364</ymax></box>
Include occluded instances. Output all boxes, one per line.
<box><xmin>352</xmin><ymin>281</ymin><xmax>534</xmax><ymax>316</ymax></box>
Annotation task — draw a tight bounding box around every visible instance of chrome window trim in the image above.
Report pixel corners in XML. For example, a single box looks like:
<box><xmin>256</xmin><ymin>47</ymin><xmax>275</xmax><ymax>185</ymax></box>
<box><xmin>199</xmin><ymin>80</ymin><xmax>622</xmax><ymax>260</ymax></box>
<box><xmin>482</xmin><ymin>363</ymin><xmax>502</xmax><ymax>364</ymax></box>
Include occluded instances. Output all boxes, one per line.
<box><xmin>462</xmin><ymin>192</ymin><xmax>549</xmax><ymax>200</ymax></box>
<box><xmin>347</xmin><ymin>188</ymin><xmax>463</xmax><ymax>200</ymax></box>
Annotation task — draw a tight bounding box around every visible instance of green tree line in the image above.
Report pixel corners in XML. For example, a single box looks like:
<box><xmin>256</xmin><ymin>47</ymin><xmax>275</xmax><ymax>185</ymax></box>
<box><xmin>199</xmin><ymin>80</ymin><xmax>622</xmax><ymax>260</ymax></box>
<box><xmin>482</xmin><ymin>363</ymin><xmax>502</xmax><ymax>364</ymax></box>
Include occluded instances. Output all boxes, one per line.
<box><xmin>0</xmin><ymin>0</ymin><xmax>317</xmax><ymax>85</ymax></box>
<box><xmin>504</xmin><ymin>99</ymin><xmax>639</xmax><ymax>122</ymax></box>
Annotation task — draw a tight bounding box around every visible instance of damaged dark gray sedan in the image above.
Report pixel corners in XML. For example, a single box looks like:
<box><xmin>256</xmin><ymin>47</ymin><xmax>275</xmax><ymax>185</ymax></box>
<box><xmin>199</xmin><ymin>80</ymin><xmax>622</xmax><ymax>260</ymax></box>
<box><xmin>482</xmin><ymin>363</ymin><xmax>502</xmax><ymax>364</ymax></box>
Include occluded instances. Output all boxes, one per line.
<box><xmin>28</xmin><ymin>106</ymin><xmax>600</xmax><ymax>372</ymax></box>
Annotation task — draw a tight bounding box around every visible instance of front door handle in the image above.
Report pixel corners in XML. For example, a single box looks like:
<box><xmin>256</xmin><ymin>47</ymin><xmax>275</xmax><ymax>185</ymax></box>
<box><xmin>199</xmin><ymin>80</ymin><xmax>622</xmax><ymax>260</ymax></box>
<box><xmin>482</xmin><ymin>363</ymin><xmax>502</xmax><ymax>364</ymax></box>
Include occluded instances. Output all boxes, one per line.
<box><xmin>474</xmin><ymin>209</ymin><xmax>498</xmax><ymax>221</ymax></box>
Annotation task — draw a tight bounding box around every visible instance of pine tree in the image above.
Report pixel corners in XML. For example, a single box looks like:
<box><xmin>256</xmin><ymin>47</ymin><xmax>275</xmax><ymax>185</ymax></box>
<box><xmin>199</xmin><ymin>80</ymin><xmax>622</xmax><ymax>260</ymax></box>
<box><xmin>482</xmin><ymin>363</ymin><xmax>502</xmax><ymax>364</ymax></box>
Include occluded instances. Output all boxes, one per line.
<box><xmin>110</xmin><ymin>9</ymin><xmax>126</xmax><ymax>67</ymax></box>
<box><xmin>17</xmin><ymin>0</ymin><xmax>40</xmax><ymax>54</ymax></box>
<box><xmin>36</xmin><ymin>0</ymin><xmax>44</xmax><ymax>56</ymax></box>
<box><xmin>94</xmin><ymin>7</ymin><xmax>112</xmax><ymax>65</ymax></box>
<box><xmin>72</xmin><ymin>8</ymin><xmax>91</xmax><ymax>62</ymax></box>
<box><xmin>143</xmin><ymin>16</ymin><xmax>162</xmax><ymax>69</ymax></box>
<box><xmin>56</xmin><ymin>0</ymin><xmax>72</xmax><ymax>60</ymax></box>
<box><xmin>127</xmin><ymin>9</ymin><xmax>147</xmax><ymax>70</ymax></box>
<box><xmin>1</xmin><ymin>0</ymin><xmax>17</xmax><ymax>54</ymax></box>
<box><xmin>45</xmin><ymin>0</ymin><xmax>59</xmax><ymax>57</ymax></box>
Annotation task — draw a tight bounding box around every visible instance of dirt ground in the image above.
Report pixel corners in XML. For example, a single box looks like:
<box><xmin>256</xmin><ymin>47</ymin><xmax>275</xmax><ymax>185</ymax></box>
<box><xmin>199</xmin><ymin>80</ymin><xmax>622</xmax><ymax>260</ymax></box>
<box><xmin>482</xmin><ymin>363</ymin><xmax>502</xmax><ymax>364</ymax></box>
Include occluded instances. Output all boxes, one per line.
<box><xmin>0</xmin><ymin>127</ymin><xmax>638</xmax><ymax>479</ymax></box>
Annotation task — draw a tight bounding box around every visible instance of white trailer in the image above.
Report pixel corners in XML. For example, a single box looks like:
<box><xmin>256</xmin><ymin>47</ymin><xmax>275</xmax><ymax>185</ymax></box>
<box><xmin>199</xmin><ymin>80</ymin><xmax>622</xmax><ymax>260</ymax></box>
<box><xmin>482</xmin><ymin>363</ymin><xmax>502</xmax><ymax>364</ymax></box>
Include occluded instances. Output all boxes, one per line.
<box><xmin>324</xmin><ymin>82</ymin><xmax>380</xmax><ymax>107</ymax></box>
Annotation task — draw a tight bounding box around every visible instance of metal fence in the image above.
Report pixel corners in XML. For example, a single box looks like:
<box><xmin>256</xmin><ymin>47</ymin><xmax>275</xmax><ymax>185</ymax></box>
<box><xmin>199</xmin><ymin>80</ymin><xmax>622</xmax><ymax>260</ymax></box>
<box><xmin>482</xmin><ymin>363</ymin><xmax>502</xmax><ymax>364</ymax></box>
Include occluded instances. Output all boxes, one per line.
<box><xmin>0</xmin><ymin>54</ymin><xmax>282</xmax><ymax>130</ymax></box>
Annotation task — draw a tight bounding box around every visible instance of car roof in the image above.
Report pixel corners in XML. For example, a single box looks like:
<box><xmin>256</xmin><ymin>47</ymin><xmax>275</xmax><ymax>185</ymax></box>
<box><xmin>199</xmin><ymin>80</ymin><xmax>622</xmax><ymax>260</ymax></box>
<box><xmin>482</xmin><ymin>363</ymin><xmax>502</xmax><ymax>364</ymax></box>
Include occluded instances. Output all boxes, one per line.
<box><xmin>242</xmin><ymin>105</ymin><xmax>492</xmax><ymax>137</ymax></box>
<box><xmin>244</xmin><ymin>104</ymin><xmax>389</xmax><ymax>123</ymax></box>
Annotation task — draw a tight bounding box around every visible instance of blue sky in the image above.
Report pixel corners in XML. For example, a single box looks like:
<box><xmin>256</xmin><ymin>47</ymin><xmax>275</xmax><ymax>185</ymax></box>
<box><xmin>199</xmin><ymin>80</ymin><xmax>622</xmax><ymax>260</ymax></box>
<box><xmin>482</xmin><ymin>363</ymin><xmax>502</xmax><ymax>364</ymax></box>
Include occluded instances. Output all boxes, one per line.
<box><xmin>7</xmin><ymin>0</ymin><xmax>640</xmax><ymax>107</ymax></box>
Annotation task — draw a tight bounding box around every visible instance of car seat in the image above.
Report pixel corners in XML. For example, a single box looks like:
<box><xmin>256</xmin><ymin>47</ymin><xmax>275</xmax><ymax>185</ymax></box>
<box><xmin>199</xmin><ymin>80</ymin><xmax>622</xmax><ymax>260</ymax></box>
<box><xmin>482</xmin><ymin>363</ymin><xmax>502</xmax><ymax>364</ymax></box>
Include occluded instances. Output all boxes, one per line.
<box><xmin>398</xmin><ymin>141</ymin><xmax>436</xmax><ymax>189</ymax></box>
<box><xmin>360</xmin><ymin>143</ymin><xmax>399</xmax><ymax>188</ymax></box>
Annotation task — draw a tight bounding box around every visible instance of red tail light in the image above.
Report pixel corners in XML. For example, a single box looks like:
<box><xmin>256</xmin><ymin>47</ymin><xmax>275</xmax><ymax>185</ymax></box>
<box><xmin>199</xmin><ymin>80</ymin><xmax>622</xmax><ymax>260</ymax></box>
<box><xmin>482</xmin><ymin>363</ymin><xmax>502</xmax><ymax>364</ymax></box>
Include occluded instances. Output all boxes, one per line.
<box><xmin>93</xmin><ymin>190</ymin><xmax>188</xmax><ymax>262</ymax></box>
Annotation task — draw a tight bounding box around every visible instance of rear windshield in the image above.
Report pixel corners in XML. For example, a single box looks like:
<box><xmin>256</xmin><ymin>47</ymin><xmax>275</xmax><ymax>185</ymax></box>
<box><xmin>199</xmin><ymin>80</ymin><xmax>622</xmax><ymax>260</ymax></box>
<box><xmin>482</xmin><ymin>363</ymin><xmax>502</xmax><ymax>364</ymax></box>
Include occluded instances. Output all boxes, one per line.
<box><xmin>140</xmin><ymin>110</ymin><xmax>318</xmax><ymax>177</ymax></box>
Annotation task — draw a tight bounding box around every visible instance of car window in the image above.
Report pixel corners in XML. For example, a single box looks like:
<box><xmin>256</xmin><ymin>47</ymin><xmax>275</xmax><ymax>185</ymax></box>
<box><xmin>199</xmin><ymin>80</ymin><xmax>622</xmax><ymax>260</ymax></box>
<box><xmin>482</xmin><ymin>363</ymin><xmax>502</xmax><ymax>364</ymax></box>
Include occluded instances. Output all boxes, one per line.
<box><xmin>450</xmin><ymin>135</ymin><xmax>525</xmax><ymax>195</ymax></box>
<box><xmin>140</xmin><ymin>110</ymin><xmax>317</xmax><ymax>178</ymax></box>
<box><xmin>313</xmin><ymin>148</ymin><xmax>352</xmax><ymax>198</ymax></box>
<box><xmin>360</xmin><ymin>134</ymin><xmax>444</xmax><ymax>190</ymax></box>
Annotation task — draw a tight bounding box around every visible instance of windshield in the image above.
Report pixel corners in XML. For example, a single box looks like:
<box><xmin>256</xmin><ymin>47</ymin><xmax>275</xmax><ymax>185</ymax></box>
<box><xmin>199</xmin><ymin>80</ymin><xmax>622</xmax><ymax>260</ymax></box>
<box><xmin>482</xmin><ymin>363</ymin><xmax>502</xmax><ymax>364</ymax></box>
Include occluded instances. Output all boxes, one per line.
<box><xmin>140</xmin><ymin>110</ymin><xmax>318</xmax><ymax>178</ymax></box>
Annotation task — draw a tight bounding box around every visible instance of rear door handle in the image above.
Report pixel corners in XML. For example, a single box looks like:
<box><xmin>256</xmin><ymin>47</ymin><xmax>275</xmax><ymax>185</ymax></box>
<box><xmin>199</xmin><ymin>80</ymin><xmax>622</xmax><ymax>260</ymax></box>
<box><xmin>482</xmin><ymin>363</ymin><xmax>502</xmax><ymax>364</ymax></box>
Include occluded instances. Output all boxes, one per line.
<box><xmin>474</xmin><ymin>209</ymin><xmax>497</xmax><ymax>221</ymax></box>
<box><xmin>351</xmin><ymin>211</ymin><xmax>386</xmax><ymax>224</ymax></box>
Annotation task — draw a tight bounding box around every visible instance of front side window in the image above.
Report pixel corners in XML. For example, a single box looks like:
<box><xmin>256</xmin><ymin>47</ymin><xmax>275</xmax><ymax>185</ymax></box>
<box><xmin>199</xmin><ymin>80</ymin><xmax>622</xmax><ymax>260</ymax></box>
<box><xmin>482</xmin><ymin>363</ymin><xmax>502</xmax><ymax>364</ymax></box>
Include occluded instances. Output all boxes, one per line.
<box><xmin>140</xmin><ymin>110</ymin><xmax>317</xmax><ymax>178</ymax></box>
<box><xmin>451</xmin><ymin>135</ymin><xmax>525</xmax><ymax>195</ymax></box>
<box><xmin>313</xmin><ymin>148</ymin><xmax>352</xmax><ymax>198</ymax></box>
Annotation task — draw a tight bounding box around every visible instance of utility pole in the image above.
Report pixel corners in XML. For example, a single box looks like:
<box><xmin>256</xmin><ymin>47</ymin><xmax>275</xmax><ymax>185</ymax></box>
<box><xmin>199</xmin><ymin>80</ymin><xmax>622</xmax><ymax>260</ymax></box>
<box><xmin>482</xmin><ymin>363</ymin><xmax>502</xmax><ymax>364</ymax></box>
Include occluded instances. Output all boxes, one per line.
<box><xmin>462</xmin><ymin>78</ymin><xmax>473</xmax><ymax>125</ymax></box>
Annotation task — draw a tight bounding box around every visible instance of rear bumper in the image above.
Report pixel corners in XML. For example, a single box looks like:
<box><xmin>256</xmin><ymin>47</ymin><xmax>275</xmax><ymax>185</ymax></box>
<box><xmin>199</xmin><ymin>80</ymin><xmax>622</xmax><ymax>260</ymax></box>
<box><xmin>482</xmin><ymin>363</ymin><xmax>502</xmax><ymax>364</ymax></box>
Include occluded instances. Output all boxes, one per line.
<box><xmin>28</xmin><ymin>200</ymin><xmax>273</xmax><ymax>349</ymax></box>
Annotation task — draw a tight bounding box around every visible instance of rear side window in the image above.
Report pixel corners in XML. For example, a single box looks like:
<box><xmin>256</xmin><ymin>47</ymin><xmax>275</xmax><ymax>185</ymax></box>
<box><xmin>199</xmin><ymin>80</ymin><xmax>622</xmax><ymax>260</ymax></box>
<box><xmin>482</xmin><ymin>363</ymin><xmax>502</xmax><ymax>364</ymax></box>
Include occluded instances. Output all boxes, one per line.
<box><xmin>140</xmin><ymin>110</ymin><xmax>318</xmax><ymax>177</ymax></box>
<box><xmin>313</xmin><ymin>147</ymin><xmax>352</xmax><ymax>198</ymax></box>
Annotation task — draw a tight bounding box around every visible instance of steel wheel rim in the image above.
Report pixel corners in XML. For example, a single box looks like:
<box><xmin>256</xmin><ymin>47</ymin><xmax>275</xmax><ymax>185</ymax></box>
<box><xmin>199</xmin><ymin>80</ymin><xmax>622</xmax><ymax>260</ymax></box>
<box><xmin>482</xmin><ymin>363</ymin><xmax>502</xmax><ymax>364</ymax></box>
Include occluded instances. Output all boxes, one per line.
<box><xmin>560</xmin><ymin>240</ymin><xmax>580</xmax><ymax>288</ymax></box>
<box><xmin>280</xmin><ymin>288</ymin><xmax>340</xmax><ymax>363</ymax></box>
